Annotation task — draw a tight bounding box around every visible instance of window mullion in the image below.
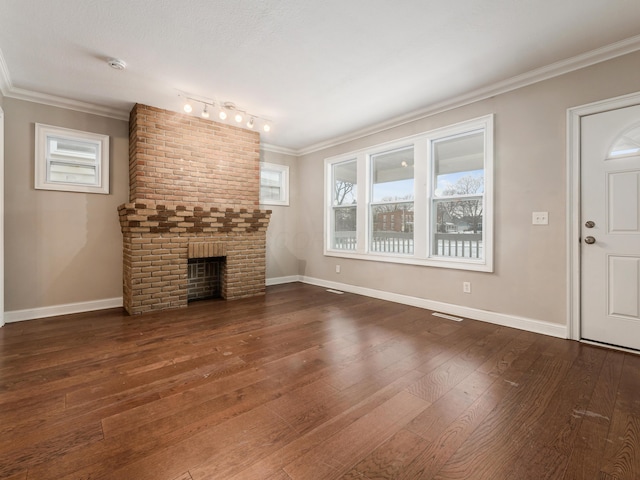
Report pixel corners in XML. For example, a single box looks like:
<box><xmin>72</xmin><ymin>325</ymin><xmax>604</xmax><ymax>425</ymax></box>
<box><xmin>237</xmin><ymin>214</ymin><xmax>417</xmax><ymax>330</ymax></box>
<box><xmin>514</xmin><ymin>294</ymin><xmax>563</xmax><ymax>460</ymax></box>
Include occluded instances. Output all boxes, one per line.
<box><xmin>413</xmin><ymin>141</ymin><xmax>428</xmax><ymax>258</ymax></box>
<box><xmin>356</xmin><ymin>152</ymin><xmax>368</xmax><ymax>253</ymax></box>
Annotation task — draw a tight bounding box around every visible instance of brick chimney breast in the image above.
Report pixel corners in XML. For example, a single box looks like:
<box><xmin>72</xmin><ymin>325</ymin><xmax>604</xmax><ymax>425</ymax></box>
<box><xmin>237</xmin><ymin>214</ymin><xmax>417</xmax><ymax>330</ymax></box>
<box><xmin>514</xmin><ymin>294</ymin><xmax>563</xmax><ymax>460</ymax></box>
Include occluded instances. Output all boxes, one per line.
<box><xmin>118</xmin><ymin>104</ymin><xmax>271</xmax><ymax>315</ymax></box>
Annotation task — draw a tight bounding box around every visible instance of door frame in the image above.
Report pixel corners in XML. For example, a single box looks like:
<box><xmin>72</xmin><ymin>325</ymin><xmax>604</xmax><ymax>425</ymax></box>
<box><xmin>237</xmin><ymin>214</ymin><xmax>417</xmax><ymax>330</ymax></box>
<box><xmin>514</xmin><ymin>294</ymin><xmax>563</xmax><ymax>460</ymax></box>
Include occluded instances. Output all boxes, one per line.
<box><xmin>567</xmin><ymin>91</ymin><xmax>640</xmax><ymax>341</ymax></box>
<box><xmin>0</xmin><ymin>106</ymin><xmax>3</xmax><ymax>328</ymax></box>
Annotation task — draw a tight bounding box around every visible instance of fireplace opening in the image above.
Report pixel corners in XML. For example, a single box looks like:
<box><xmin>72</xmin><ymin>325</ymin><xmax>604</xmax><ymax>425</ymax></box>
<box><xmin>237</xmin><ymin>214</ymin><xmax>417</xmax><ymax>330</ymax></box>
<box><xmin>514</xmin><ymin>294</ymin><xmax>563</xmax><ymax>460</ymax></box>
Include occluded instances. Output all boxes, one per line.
<box><xmin>187</xmin><ymin>257</ymin><xmax>225</xmax><ymax>302</ymax></box>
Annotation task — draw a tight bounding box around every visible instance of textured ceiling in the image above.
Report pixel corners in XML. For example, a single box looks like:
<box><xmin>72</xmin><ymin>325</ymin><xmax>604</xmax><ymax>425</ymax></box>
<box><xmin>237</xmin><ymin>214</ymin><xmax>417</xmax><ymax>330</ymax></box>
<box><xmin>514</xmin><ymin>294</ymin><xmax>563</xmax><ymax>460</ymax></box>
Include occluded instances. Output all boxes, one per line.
<box><xmin>1</xmin><ymin>0</ymin><xmax>640</xmax><ymax>152</ymax></box>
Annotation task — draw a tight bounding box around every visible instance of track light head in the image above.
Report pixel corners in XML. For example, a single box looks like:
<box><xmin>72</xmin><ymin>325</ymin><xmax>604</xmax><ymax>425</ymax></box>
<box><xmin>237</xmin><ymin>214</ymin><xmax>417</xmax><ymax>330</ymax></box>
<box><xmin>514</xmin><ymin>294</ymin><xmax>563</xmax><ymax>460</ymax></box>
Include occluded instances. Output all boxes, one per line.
<box><xmin>183</xmin><ymin>102</ymin><xmax>193</xmax><ymax>113</ymax></box>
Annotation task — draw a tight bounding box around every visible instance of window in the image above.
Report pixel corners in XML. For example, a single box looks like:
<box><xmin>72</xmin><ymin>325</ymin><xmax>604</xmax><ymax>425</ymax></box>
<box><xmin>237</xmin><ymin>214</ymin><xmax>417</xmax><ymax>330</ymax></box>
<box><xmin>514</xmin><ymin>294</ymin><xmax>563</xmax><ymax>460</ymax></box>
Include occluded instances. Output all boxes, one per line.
<box><xmin>608</xmin><ymin>122</ymin><xmax>640</xmax><ymax>158</ymax></box>
<box><xmin>35</xmin><ymin>123</ymin><xmax>109</xmax><ymax>194</ymax></box>
<box><xmin>370</xmin><ymin>146</ymin><xmax>414</xmax><ymax>254</ymax></box>
<box><xmin>324</xmin><ymin>115</ymin><xmax>493</xmax><ymax>272</ymax></box>
<box><xmin>260</xmin><ymin>162</ymin><xmax>289</xmax><ymax>206</ymax></box>
<box><xmin>432</xmin><ymin>130</ymin><xmax>485</xmax><ymax>260</ymax></box>
<box><xmin>330</xmin><ymin>159</ymin><xmax>357</xmax><ymax>250</ymax></box>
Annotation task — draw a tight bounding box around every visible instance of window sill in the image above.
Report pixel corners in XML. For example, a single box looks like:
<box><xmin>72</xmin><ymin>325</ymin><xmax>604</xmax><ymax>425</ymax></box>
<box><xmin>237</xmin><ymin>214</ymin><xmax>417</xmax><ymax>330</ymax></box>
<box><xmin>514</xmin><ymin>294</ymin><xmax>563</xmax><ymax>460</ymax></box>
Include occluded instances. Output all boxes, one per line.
<box><xmin>324</xmin><ymin>249</ymin><xmax>493</xmax><ymax>272</ymax></box>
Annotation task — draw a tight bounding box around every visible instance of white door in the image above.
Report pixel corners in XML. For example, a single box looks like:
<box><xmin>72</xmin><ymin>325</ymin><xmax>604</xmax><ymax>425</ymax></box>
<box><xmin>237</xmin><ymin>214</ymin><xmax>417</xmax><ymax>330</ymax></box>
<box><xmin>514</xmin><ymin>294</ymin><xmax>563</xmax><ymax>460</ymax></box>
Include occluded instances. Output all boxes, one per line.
<box><xmin>581</xmin><ymin>104</ymin><xmax>640</xmax><ymax>350</ymax></box>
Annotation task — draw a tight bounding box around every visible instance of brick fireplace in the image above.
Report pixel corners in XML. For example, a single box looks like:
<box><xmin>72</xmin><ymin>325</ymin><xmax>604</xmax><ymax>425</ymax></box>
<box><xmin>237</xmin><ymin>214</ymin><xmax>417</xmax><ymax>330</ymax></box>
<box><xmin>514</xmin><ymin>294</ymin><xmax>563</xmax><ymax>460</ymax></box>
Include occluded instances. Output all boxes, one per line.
<box><xmin>118</xmin><ymin>104</ymin><xmax>271</xmax><ymax>315</ymax></box>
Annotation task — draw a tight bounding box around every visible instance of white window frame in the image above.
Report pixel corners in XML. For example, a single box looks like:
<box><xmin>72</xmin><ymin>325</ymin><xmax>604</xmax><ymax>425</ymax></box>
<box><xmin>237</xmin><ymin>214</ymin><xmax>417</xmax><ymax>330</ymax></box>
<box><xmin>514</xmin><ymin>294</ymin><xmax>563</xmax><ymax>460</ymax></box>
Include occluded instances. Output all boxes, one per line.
<box><xmin>324</xmin><ymin>114</ymin><xmax>493</xmax><ymax>272</ymax></box>
<box><xmin>259</xmin><ymin>162</ymin><xmax>290</xmax><ymax>206</ymax></box>
<box><xmin>35</xmin><ymin>123</ymin><xmax>110</xmax><ymax>194</ymax></box>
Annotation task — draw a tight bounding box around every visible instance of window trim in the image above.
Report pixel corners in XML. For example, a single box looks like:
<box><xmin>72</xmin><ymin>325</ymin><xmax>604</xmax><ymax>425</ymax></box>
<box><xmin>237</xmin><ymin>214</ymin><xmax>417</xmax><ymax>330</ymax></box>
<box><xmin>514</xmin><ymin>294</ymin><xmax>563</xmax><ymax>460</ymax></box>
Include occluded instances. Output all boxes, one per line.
<box><xmin>324</xmin><ymin>114</ymin><xmax>493</xmax><ymax>272</ymax></box>
<box><xmin>259</xmin><ymin>161</ymin><xmax>290</xmax><ymax>206</ymax></box>
<box><xmin>35</xmin><ymin>123</ymin><xmax>110</xmax><ymax>194</ymax></box>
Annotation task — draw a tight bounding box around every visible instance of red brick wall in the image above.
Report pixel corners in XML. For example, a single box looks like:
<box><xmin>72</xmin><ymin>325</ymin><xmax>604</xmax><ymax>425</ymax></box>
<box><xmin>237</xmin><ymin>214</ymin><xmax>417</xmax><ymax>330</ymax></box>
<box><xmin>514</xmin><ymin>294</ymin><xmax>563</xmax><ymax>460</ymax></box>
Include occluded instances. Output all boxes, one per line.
<box><xmin>129</xmin><ymin>104</ymin><xmax>260</xmax><ymax>208</ymax></box>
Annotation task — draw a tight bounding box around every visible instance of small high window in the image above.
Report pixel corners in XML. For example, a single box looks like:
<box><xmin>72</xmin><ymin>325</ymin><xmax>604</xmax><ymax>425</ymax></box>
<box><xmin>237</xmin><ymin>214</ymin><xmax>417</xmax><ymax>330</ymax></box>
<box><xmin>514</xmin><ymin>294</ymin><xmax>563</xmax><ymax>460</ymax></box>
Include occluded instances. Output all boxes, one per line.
<box><xmin>259</xmin><ymin>162</ymin><xmax>289</xmax><ymax>206</ymax></box>
<box><xmin>35</xmin><ymin>124</ymin><xmax>109</xmax><ymax>194</ymax></box>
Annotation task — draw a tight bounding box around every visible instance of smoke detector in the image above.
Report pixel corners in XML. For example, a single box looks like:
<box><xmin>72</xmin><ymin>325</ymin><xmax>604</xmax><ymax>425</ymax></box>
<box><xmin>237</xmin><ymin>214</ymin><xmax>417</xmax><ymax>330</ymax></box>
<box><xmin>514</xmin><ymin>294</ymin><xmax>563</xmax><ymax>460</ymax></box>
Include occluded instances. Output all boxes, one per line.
<box><xmin>107</xmin><ymin>58</ymin><xmax>127</xmax><ymax>70</ymax></box>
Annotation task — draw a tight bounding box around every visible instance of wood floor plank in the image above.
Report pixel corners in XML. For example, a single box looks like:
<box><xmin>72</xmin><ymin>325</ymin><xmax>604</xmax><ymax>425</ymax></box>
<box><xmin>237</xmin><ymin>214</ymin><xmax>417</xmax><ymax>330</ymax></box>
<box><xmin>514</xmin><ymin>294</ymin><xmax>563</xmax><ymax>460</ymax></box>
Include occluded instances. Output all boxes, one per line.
<box><xmin>400</xmin><ymin>381</ymin><xmax>510</xmax><ymax>479</ymax></box>
<box><xmin>597</xmin><ymin>353</ymin><xmax>640</xmax><ymax>480</ymax></box>
<box><xmin>501</xmin><ymin>344</ymin><xmax>608</xmax><ymax>479</ymax></box>
<box><xmin>1</xmin><ymin>283</ymin><xmax>639</xmax><ymax>479</ymax></box>
<box><xmin>227</xmin><ymin>369</ymin><xmax>425</xmax><ymax>480</ymax></box>
<box><xmin>340</xmin><ymin>428</ymin><xmax>431</xmax><ymax>479</ymax></box>
<box><xmin>282</xmin><ymin>390</ymin><xmax>429</xmax><ymax>479</ymax></box>
<box><xmin>563</xmin><ymin>349</ymin><xmax>625</xmax><ymax>479</ymax></box>
<box><xmin>432</xmin><ymin>352</ymin><xmax>575</xmax><ymax>479</ymax></box>
<box><xmin>112</xmin><ymin>405</ymin><xmax>297</xmax><ymax>480</ymax></box>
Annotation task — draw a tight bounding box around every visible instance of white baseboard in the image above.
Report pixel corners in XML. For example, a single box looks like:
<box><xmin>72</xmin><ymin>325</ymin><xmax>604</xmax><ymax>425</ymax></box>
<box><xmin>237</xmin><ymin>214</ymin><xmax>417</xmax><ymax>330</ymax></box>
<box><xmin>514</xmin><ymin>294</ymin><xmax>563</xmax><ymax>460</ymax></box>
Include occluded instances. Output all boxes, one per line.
<box><xmin>299</xmin><ymin>276</ymin><xmax>567</xmax><ymax>339</ymax></box>
<box><xmin>266</xmin><ymin>275</ymin><xmax>302</xmax><ymax>286</ymax></box>
<box><xmin>5</xmin><ymin>297</ymin><xmax>123</xmax><ymax>323</ymax></box>
<box><xmin>4</xmin><ymin>278</ymin><xmax>568</xmax><ymax>340</ymax></box>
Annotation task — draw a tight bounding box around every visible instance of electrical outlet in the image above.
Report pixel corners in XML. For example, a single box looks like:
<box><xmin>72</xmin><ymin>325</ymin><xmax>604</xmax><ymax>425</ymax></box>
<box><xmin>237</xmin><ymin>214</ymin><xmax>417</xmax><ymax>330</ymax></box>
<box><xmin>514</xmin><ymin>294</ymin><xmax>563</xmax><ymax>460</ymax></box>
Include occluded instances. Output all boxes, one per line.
<box><xmin>463</xmin><ymin>282</ymin><xmax>471</xmax><ymax>294</ymax></box>
<box><xmin>532</xmin><ymin>211</ymin><xmax>549</xmax><ymax>225</ymax></box>
<box><xmin>336</xmin><ymin>264</ymin><xmax>341</xmax><ymax>274</ymax></box>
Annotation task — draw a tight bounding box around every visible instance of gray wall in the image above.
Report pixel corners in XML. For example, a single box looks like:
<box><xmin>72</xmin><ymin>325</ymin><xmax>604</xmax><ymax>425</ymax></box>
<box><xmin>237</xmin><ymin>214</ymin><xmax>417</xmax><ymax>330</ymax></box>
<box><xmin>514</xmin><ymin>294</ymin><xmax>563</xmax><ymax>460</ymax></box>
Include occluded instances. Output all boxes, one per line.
<box><xmin>4</xmin><ymin>98</ymin><xmax>129</xmax><ymax>311</ymax></box>
<box><xmin>293</xmin><ymin>51</ymin><xmax>640</xmax><ymax>327</ymax></box>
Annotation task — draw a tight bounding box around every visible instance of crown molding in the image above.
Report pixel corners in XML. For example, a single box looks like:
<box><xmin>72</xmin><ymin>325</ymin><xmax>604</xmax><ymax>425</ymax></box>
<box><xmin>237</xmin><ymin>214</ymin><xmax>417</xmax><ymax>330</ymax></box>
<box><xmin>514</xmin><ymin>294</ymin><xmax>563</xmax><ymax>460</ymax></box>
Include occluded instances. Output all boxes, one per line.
<box><xmin>3</xmin><ymin>34</ymin><xmax>640</xmax><ymax>152</ymax></box>
<box><xmin>0</xmin><ymin>46</ymin><xmax>130</xmax><ymax>120</ymax></box>
<box><xmin>260</xmin><ymin>143</ymin><xmax>299</xmax><ymax>156</ymax></box>
<box><xmin>296</xmin><ymin>33</ymin><xmax>640</xmax><ymax>156</ymax></box>
<box><xmin>0</xmin><ymin>48</ymin><xmax>12</xmax><ymax>96</ymax></box>
<box><xmin>6</xmin><ymin>87</ymin><xmax>130</xmax><ymax>120</ymax></box>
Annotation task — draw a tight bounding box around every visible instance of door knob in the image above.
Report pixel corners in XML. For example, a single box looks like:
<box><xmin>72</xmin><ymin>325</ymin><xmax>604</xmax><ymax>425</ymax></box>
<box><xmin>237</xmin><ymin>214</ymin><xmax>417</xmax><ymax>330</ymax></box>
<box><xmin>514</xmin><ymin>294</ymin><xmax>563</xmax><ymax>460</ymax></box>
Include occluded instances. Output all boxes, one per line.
<box><xmin>585</xmin><ymin>221</ymin><xmax>595</xmax><ymax>228</ymax></box>
<box><xmin>584</xmin><ymin>236</ymin><xmax>596</xmax><ymax>244</ymax></box>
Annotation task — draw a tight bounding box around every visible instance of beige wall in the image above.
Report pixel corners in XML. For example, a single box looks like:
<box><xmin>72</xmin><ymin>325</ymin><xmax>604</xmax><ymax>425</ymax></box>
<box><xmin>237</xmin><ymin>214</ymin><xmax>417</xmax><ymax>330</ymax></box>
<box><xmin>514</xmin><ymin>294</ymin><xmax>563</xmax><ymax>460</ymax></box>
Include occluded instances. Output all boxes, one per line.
<box><xmin>4</xmin><ymin>98</ymin><xmax>129</xmax><ymax>312</ymax></box>
<box><xmin>261</xmin><ymin>149</ymin><xmax>300</xmax><ymax>280</ymax></box>
<box><xmin>294</xmin><ymin>51</ymin><xmax>640</xmax><ymax>327</ymax></box>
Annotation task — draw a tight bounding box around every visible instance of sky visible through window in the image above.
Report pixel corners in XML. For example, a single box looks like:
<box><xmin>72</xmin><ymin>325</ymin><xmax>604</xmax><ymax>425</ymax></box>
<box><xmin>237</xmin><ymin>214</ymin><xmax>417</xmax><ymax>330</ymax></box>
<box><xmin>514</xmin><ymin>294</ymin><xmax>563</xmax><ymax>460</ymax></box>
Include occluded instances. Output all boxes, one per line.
<box><xmin>372</xmin><ymin>168</ymin><xmax>484</xmax><ymax>201</ymax></box>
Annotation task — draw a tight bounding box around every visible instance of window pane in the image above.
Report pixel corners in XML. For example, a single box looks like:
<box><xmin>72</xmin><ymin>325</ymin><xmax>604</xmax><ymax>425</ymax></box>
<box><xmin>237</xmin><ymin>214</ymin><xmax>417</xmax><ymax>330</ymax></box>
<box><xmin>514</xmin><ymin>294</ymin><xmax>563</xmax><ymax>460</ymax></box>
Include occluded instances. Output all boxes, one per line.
<box><xmin>370</xmin><ymin>147</ymin><xmax>414</xmax><ymax>254</ymax></box>
<box><xmin>371</xmin><ymin>147</ymin><xmax>414</xmax><ymax>202</ymax></box>
<box><xmin>608</xmin><ymin>123</ymin><xmax>640</xmax><ymax>158</ymax></box>
<box><xmin>333</xmin><ymin>206</ymin><xmax>357</xmax><ymax>250</ymax></box>
<box><xmin>433</xmin><ymin>131</ymin><xmax>484</xmax><ymax>197</ymax></box>
<box><xmin>371</xmin><ymin>202</ymin><xmax>414</xmax><ymax>254</ymax></box>
<box><xmin>433</xmin><ymin>197</ymin><xmax>483</xmax><ymax>259</ymax></box>
<box><xmin>46</xmin><ymin>135</ymin><xmax>100</xmax><ymax>186</ymax></box>
<box><xmin>260</xmin><ymin>185</ymin><xmax>281</xmax><ymax>201</ymax></box>
<box><xmin>332</xmin><ymin>160</ymin><xmax>357</xmax><ymax>249</ymax></box>
<box><xmin>333</xmin><ymin>160</ymin><xmax>357</xmax><ymax>205</ymax></box>
<box><xmin>49</xmin><ymin>162</ymin><xmax>98</xmax><ymax>185</ymax></box>
<box><xmin>260</xmin><ymin>169</ymin><xmax>282</xmax><ymax>201</ymax></box>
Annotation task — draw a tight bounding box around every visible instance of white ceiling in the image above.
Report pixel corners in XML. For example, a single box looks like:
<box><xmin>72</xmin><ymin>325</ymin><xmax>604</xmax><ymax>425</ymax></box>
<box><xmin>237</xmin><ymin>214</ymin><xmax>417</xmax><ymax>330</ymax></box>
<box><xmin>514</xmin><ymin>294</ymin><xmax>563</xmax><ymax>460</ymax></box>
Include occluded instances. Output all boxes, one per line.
<box><xmin>1</xmin><ymin>0</ymin><xmax>640</xmax><ymax>153</ymax></box>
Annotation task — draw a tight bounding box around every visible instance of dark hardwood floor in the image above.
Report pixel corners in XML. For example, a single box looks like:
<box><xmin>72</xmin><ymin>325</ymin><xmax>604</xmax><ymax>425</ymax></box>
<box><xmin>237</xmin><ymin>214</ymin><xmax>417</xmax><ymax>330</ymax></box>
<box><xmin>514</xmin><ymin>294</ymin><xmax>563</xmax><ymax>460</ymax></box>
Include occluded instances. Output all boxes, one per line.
<box><xmin>1</xmin><ymin>283</ymin><xmax>639</xmax><ymax>479</ymax></box>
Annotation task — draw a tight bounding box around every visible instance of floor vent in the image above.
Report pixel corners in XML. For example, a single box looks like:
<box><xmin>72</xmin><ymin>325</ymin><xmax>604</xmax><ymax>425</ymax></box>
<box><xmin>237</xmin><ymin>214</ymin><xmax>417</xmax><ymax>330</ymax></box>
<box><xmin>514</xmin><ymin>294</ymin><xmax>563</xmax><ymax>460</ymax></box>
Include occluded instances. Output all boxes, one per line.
<box><xmin>432</xmin><ymin>312</ymin><xmax>463</xmax><ymax>322</ymax></box>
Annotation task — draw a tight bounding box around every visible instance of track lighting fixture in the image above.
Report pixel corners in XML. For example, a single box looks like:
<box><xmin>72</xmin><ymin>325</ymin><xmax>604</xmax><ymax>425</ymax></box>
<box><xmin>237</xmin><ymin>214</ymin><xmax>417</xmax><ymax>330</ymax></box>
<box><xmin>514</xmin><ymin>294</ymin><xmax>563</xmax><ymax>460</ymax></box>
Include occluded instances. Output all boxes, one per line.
<box><xmin>178</xmin><ymin>92</ymin><xmax>272</xmax><ymax>133</ymax></box>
